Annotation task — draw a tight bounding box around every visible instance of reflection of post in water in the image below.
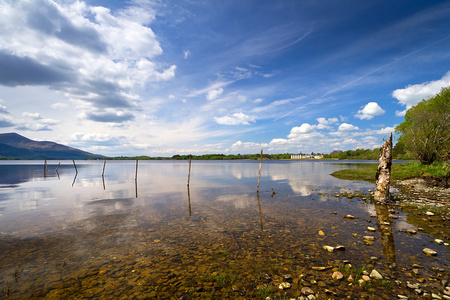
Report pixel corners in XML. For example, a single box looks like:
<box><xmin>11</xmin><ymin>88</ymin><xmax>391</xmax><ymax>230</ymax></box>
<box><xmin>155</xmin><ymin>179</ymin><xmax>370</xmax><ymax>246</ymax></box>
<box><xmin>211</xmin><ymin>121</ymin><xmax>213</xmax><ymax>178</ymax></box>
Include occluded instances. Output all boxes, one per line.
<box><xmin>56</xmin><ymin>162</ymin><xmax>60</xmax><ymax>179</ymax></box>
<box><xmin>257</xmin><ymin>191</ymin><xmax>263</xmax><ymax>232</ymax></box>
<box><xmin>44</xmin><ymin>160</ymin><xmax>48</xmax><ymax>178</ymax></box>
<box><xmin>374</xmin><ymin>202</ymin><xmax>396</xmax><ymax>262</ymax></box>
<box><xmin>102</xmin><ymin>161</ymin><xmax>106</xmax><ymax>190</ymax></box>
<box><xmin>72</xmin><ymin>172</ymin><xmax>78</xmax><ymax>187</ymax></box>
<box><xmin>187</xmin><ymin>185</ymin><xmax>192</xmax><ymax>216</ymax></box>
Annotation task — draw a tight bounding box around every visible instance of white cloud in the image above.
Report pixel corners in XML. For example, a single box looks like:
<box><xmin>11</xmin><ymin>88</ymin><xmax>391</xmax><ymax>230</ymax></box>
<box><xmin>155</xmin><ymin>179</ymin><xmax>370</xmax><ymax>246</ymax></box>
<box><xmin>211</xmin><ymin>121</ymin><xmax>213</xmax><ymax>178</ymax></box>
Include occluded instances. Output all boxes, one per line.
<box><xmin>288</xmin><ymin>123</ymin><xmax>315</xmax><ymax>136</ymax></box>
<box><xmin>269</xmin><ymin>138</ymin><xmax>289</xmax><ymax>145</ymax></box>
<box><xmin>395</xmin><ymin>110</ymin><xmax>406</xmax><ymax>117</ymax></box>
<box><xmin>22</xmin><ymin>112</ymin><xmax>41</xmax><ymax>119</ymax></box>
<box><xmin>392</xmin><ymin>71</ymin><xmax>450</xmax><ymax>108</ymax></box>
<box><xmin>338</xmin><ymin>123</ymin><xmax>359</xmax><ymax>131</ymax></box>
<box><xmin>0</xmin><ymin>0</ymin><xmax>175</xmax><ymax>123</ymax></box>
<box><xmin>230</xmin><ymin>141</ymin><xmax>268</xmax><ymax>151</ymax></box>
<box><xmin>51</xmin><ymin>102</ymin><xmax>69</xmax><ymax>109</ymax></box>
<box><xmin>374</xmin><ymin>126</ymin><xmax>395</xmax><ymax>135</ymax></box>
<box><xmin>188</xmin><ymin>81</ymin><xmax>231</xmax><ymax>98</ymax></box>
<box><xmin>214</xmin><ymin>112</ymin><xmax>255</xmax><ymax>125</ymax></box>
<box><xmin>316</xmin><ymin>117</ymin><xmax>339</xmax><ymax>129</ymax></box>
<box><xmin>206</xmin><ymin>88</ymin><xmax>224</xmax><ymax>101</ymax></box>
<box><xmin>184</xmin><ymin>50</ymin><xmax>190</xmax><ymax>59</ymax></box>
<box><xmin>287</xmin><ymin>123</ymin><xmax>324</xmax><ymax>141</ymax></box>
<box><xmin>355</xmin><ymin>102</ymin><xmax>385</xmax><ymax>120</ymax></box>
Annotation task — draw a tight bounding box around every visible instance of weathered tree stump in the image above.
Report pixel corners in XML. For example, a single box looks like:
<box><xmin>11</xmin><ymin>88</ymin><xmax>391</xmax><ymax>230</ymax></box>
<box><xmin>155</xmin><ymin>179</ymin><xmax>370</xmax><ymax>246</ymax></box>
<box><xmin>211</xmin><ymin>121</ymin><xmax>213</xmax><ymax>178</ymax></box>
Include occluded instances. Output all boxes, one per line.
<box><xmin>375</xmin><ymin>133</ymin><xmax>393</xmax><ymax>202</ymax></box>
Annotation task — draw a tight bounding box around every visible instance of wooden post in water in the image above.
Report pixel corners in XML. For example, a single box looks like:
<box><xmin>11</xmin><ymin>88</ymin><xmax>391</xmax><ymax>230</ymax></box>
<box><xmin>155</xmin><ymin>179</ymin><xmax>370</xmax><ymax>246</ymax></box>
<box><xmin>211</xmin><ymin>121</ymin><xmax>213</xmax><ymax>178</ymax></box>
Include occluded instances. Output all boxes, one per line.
<box><xmin>73</xmin><ymin>160</ymin><xmax>78</xmax><ymax>174</ymax></box>
<box><xmin>135</xmin><ymin>159</ymin><xmax>138</xmax><ymax>181</ymax></box>
<box><xmin>374</xmin><ymin>133</ymin><xmax>393</xmax><ymax>203</ymax></box>
<box><xmin>187</xmin><ymin>154</ymin><xmax>192</xmax><ymax>186</ymax></box>
<box><xmin>257</xmin><ymin>150</ymin><xmax>263</xmax><ymax>191</ymax></box>
<box><xmin>44</xmin><ymin>160</ymin><xmax>48</xmax><ymax>178</ymax></box>
<box><xmin>102</xmin><ymin>160</ymin><xmax>106</xmax><ymax>177</ymax></box>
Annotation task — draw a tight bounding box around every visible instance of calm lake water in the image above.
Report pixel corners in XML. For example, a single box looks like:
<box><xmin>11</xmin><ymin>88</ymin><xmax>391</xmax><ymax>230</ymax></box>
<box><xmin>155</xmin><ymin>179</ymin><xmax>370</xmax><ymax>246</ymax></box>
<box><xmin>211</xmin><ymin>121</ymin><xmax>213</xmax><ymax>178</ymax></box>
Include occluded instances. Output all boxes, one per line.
<box><xmin>0</xmin><ymin>160</ymin><xmax>448</xmax><ymax>298</ymax></box>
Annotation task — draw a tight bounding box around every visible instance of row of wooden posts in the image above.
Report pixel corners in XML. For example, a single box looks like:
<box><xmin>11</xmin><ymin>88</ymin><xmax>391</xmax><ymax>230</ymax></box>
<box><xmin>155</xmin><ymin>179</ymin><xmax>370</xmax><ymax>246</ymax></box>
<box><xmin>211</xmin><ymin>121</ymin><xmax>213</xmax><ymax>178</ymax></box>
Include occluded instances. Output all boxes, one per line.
<box><xmin>43</xmin><ymin>149</ymin><xmax>266</xmax><ymax>191</ymax></box>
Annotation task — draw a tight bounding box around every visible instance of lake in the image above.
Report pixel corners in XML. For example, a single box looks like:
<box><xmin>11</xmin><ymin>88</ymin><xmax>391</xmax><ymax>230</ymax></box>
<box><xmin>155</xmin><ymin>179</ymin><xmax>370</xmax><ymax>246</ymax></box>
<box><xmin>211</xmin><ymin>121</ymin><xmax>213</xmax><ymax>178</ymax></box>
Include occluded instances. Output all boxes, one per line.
<box><xmin>0</xmin><ymin>160</ymin><xmax>448</xmax><ymax>298</ymax></box>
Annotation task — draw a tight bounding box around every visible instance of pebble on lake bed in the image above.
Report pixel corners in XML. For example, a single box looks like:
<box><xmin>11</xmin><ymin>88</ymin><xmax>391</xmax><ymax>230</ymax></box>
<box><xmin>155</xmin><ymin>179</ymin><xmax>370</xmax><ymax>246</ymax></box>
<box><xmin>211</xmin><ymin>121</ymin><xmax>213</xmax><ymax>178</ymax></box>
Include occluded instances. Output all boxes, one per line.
<box><xmin>423</xmin><ymin>248</ymin><xmax>437</xmax><ymax>256</ymax></box>
<box><xmin>332</xmin><ymin>271</ymin><xmax>344</xmax><ymax>280</ymax></box>
<box><xmin>370</xmin><ymin>269</ymin><xmax>383</xmax><ymax>280</ymax></box>
<box><xmin>434</xmin><ymin>239</ymin><xmax>444</xmax><ymax>245</ymax></box>
<box><xmin>278</xmin><ymin>282</ymin><xmax>291</xmax><ymax>289</ymax></box>
<box><xmin>425</xmin><ymin>211</ymin><xmax>435</xmax><ymax>216</ymax></box>
<box><xmin>323</xmin><ymin>245</ymin><xmax>334</xmax><ymax>252</ymax></box>
<box><xmin>367</xmin><ymin>226</ymin><xmax>376</xmax><ymax>232</ymax></box>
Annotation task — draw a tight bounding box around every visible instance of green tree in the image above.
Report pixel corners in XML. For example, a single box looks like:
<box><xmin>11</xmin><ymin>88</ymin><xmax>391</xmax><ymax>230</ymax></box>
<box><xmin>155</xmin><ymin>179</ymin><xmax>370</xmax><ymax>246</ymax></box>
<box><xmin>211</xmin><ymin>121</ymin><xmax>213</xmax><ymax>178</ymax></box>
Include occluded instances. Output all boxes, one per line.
<box><xmin>395</xmin><ymin>87</ymin><xmax>450</xmax><ymax>165</ymax></box>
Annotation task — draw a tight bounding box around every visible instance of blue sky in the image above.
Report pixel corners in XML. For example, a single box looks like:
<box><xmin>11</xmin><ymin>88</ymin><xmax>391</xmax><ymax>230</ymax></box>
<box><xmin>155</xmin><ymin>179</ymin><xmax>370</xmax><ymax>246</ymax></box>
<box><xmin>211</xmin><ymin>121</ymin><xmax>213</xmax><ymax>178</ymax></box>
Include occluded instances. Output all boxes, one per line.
<box><xmin>0</xmin><ymin>0</ymin><xmax>450</xmax><ymax>156</ymax></box>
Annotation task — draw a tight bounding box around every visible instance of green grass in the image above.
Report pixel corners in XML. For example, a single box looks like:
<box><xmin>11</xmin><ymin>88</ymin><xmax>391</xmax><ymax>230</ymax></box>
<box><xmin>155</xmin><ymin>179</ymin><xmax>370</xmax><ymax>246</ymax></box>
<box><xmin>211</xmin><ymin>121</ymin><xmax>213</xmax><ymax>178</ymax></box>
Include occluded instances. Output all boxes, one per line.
<box><xmin>331</xmin><ymin>161</ymin><xmax>449</xmax><ymax>183</ymax></box>
<box><xmin>200</xmin><ymin>271</ymin><xmax>236</xmax><ymax>287</ymax></box>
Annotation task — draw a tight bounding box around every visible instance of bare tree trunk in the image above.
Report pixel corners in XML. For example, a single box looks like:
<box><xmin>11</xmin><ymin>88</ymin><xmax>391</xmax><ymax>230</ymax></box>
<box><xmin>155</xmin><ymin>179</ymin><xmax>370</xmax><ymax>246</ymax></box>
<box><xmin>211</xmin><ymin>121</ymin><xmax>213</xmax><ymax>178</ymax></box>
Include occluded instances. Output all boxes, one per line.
<box><xmin>375</xmin><ymin>133</ymin><xmax>393</xmax><ymax>203</ymax></box>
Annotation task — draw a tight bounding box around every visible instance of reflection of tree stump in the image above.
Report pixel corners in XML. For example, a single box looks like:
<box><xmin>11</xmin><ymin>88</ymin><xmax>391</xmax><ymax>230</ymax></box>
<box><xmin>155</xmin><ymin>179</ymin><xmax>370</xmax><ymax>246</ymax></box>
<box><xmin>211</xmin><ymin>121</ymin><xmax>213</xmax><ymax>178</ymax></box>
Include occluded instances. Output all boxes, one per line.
<box><xmin>375</xmin><ymin>133</ymin><xmax>392</xmax><ymax>202</ymax></box>
<box><xmin>375</xmin><ymin>202</ymin><xmax>396</xmax><ymax>262</ymax></box>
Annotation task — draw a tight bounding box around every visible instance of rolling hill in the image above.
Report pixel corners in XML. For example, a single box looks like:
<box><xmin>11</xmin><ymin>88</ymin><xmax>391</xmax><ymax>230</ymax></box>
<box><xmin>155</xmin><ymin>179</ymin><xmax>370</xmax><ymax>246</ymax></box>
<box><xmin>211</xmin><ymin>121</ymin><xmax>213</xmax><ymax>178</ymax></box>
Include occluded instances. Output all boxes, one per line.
<box><xmin>0</xmin><ymin>133</ymin><xmax>104</xmax><ymax>160</ymax></box>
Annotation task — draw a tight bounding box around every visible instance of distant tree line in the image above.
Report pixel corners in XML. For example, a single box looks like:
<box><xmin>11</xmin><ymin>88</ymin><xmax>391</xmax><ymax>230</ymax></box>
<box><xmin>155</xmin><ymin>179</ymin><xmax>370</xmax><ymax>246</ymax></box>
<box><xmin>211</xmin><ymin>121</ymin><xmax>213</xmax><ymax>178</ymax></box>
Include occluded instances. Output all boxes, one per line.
<box><xmin>106</xmin><ymin>153</ymin><xmax>292</xmax><ymax>160</ymax></box>
<box><xmin>322</xmin><ymin>144</ymin><xmax>413</xmax><ymax>160</ymax></box>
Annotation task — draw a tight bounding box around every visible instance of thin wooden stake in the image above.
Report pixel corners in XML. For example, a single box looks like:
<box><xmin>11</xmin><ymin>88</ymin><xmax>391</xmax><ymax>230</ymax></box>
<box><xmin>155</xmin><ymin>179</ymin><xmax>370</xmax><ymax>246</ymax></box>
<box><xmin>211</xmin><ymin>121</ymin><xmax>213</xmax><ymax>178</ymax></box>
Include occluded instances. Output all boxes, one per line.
<box><xmin>44</xmin><ymin>160</ymin><xmax>48</xmax><ymax>178</ymax></box>
<box><xmin>257</xmin><ymin>149</ymin><xmax>263</xmax><ymax>191</ymax></box>
<box><xmin>73</xmin><ymin>160</ymin><xmax>78</xmax><ymax>174</ymax></box>
<box><xmin>187</xmin><ymin>154</ymin><xmax>192</xmax><ymax>186</ymax></box>
<box><xmin>56</xmin><ymin>162</ymin><xmax>60</xmax><ymax>172</ymax></box>
<box><xmin>135</xmin><ymin>159</ymin><xmax>138</xmax><ymax>181</ymax></box>
<box><xmin>102</xmin><ymin>160</ymin><xmax>106</xmax><ymax>177</ymax></box>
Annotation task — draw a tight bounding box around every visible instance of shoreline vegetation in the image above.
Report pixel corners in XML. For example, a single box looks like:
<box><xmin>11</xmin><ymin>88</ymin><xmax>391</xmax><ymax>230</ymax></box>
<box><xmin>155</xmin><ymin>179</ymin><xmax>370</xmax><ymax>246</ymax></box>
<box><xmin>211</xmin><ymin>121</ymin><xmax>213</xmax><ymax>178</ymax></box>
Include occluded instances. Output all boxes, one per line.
<box><xmin>330</xmin><ymin>161</ymin><xmax>450</xmax><ymax>183</ymax></box>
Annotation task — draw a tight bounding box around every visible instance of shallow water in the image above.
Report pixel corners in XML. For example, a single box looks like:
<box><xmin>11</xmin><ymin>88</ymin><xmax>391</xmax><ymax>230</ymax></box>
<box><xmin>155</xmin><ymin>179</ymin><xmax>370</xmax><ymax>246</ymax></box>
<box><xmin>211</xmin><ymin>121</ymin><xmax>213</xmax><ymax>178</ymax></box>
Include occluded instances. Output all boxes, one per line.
<box><xmin>0</xmin><ymin>160</ymin><xmax>448</xmax><ymax>298</ymax></box>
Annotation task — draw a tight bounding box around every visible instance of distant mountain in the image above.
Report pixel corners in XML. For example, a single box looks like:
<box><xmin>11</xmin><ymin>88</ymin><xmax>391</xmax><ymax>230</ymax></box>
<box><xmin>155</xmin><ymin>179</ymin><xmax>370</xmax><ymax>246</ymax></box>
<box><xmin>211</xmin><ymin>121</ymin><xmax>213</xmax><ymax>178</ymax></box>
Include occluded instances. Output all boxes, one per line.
<box><xmin>0</xmin><ymin>133</ymin><xmax>104</xmax><ymax>160</ymax></box>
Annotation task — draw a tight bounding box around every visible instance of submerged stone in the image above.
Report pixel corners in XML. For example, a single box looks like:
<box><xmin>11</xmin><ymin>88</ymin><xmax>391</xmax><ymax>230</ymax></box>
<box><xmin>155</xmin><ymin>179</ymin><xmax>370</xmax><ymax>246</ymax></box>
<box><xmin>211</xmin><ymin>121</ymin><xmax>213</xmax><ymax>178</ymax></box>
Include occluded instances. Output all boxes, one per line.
<box><xmin>370</xmin><ymin>269</ymin><xmax>383</xmax><ymax>280</ymax></box>
<box><xmin>278</xmin><ymin>282</ymin><xmax>291</xmax><ymax>289</ymax></box>
<box><xmin>423</xmin><ymin>248</ymin><xmax>437</xmax><ymax>256</ymax></box>
<box><xmin>332</xmin><ymin>271</ymin><xmax>343</xmax><ymax>280</ymax></box>
<box><xmin>323</xmin><ymin>245</ymin><xmax>334</xmax><ymax>252</ymax></box>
